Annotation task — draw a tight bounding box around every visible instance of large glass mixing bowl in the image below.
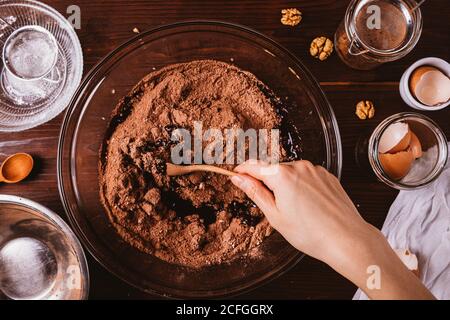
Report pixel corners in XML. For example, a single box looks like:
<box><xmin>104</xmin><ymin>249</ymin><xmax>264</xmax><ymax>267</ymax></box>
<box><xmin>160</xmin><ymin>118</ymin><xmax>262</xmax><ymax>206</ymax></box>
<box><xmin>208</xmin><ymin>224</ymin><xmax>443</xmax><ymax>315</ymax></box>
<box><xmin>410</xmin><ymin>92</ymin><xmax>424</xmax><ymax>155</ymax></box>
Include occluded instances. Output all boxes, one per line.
<box><xmin>58</xmin><ymin>21</ymin><xmax>342</xmax><ymax>298</ymax></box>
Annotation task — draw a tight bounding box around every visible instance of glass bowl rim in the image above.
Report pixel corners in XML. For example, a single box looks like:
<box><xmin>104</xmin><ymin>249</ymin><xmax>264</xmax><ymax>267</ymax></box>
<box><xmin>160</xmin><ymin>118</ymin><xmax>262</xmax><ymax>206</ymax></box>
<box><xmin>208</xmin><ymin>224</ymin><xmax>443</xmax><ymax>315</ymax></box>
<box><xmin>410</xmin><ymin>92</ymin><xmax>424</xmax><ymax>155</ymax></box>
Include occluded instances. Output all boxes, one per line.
<box><xmin>57</xmin><ymin>20</ymin><xmax>343</xmax><ymax>298</ymax></box>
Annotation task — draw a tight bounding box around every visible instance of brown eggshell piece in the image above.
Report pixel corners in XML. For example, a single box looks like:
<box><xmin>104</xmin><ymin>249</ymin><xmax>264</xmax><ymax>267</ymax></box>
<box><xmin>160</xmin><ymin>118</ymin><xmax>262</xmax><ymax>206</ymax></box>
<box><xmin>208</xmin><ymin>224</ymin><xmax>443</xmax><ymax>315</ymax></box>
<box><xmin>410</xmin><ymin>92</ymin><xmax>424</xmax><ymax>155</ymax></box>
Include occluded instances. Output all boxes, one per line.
<box><xmin>379</xmin><ymin>150</ymin><xmax>414</xmax><ymax>180</ymax></box>
<box><xmin>409</xmin><ymin>132</ymin><xmax>423</xmax><ymax>159</ymax></box>
<box><xmin>387</xmin><ymin>130</ymin><xmax>411</xmax><ymax>154</ymax></box>
<box><xmin>409</xmin><ymin>66</ymin><xmax>437</xmax><ymax>95</ymax></box>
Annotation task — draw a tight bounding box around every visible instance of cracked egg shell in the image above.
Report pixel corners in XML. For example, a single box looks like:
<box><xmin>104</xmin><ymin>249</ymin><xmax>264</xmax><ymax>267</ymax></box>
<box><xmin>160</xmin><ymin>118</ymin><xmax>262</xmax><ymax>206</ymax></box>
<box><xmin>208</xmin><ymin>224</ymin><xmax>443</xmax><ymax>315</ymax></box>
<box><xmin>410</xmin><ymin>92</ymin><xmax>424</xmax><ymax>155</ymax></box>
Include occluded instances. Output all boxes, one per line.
<box><xmin>410</xmin><ymin>66</ymin><xmax>450</xmax><ymax>106</ymax></box>
<box><xmin>379</xmin><ymin>149</ymin><xmax>414</xmax><ymax>180</ymax></box>
<box><xmin>379</xmin><ymin>122</ymin><xmax>411</xmax><ymax>154</ymax></box>
<box><xmin>395</xmin><ymin>248</ymin><xmax>419</xmax><ymax>277</ymax></box>
<box><xmin>409</xmin><ymin>131</ymin><xmax>423</xmax><ymax>159</ymax></box>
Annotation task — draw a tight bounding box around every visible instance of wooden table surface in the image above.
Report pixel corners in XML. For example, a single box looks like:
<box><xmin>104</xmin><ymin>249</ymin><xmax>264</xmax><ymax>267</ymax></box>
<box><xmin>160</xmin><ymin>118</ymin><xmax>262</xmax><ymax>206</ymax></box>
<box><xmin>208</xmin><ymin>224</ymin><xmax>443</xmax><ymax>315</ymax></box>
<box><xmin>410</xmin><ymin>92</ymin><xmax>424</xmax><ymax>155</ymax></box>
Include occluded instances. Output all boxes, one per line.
<box><xmin>0</xmin><ymin>0</ymin><xmax>449</xmax><ymax>299</ymax></box>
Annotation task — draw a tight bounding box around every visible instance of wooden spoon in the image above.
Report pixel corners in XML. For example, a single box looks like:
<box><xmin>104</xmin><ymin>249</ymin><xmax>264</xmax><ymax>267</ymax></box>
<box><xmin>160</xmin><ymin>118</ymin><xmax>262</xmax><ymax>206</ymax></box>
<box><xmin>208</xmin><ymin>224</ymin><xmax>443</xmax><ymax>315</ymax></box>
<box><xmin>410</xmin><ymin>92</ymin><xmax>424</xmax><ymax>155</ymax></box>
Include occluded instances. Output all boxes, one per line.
<box><xmin>0</xmin><ymin>153</ymin><xmax>34</xmax><ymax>184</ymax></box>
<box><xmin>166</xmin><ymin>163</ymin><xmax>236</xmax><ymax>177</ymax></box>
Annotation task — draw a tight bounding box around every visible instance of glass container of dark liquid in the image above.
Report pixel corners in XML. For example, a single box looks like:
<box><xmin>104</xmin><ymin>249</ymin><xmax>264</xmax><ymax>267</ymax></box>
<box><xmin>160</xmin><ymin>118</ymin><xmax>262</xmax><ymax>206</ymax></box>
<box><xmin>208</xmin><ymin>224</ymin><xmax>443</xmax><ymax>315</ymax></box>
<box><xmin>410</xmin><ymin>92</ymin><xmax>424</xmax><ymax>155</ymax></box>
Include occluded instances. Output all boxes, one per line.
<box><xmin>335</xmin><ymin>0</ymin><xmax>423</xmax><ymax>70</ymax></box>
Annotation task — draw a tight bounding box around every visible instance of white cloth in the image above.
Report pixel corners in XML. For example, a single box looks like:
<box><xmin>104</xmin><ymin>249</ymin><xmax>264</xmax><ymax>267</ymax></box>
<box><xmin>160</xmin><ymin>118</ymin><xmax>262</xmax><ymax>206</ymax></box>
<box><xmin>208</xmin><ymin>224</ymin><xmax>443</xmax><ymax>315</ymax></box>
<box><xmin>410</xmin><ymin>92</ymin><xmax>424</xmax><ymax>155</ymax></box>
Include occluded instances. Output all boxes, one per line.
<box><xmin>354</xmin><ymin>143</ymin><xmax>450</xmax><ymax>300</ymax></box>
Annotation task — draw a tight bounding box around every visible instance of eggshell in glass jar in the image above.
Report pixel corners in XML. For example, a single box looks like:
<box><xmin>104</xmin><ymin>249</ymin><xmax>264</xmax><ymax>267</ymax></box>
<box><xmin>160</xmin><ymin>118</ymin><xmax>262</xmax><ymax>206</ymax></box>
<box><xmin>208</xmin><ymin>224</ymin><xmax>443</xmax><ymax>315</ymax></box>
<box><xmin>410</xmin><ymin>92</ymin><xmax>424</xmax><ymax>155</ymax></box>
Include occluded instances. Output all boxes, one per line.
<box><xmin>409</xmin><ymin>132</ymin><xmax>423</xmax><ymax>159</ymax></box>
<box><xmin>379</xmin><ymin>122</ymin><xmax>411</xmax><ymax>154</ymax></box>
<box><xmin>379</xmin><ymin>150</ymin><xmax>414</xmax><ymax>180</ymax></box>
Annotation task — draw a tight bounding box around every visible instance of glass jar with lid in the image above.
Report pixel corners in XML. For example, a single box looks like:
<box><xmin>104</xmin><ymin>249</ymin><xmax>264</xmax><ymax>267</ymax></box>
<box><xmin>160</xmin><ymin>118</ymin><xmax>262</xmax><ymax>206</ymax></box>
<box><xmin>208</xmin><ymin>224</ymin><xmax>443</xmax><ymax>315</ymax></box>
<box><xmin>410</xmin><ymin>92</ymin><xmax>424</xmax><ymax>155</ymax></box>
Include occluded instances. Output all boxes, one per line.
<box><xmin>335</xmin><ymin>0</ymin><xmax>423</xmax><ymax>70</ymax></box>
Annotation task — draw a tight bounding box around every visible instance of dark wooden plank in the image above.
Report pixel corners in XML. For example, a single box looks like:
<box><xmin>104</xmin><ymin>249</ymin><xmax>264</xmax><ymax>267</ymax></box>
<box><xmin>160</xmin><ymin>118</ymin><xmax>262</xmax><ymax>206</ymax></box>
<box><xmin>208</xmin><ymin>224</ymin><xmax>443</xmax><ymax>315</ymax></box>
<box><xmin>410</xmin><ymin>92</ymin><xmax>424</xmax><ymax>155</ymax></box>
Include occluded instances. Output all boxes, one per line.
<box><xmin>49</xmin><ymin>0</ymin><xmax>449</xmax><ymax>81</ymax></box>
<box><xmin>0</xmin><ymin>0</ymin><xmax>449</xmax><ymax>299</ymax></box>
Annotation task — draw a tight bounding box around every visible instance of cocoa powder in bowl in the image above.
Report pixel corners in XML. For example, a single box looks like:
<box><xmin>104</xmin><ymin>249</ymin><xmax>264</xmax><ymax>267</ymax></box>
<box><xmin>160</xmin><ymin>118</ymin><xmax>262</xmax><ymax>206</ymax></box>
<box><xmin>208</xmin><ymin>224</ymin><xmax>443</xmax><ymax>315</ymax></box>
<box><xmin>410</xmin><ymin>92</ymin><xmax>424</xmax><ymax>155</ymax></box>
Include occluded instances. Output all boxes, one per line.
<box><xmin>99</xmin><ymin>60</ymin><xmax>299</xmax><ymax>269</ymax></box>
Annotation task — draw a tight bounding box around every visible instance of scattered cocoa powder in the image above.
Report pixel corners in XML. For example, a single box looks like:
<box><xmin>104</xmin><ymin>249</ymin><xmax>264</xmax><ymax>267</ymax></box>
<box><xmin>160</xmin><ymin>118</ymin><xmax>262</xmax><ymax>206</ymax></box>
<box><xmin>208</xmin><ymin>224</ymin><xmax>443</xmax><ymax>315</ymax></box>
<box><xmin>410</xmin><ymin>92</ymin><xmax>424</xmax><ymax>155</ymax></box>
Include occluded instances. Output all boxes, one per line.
<box><xmin>99</xmin><ymin>60</ymin><xmax>292</xmax><ymax>269</ymax></box>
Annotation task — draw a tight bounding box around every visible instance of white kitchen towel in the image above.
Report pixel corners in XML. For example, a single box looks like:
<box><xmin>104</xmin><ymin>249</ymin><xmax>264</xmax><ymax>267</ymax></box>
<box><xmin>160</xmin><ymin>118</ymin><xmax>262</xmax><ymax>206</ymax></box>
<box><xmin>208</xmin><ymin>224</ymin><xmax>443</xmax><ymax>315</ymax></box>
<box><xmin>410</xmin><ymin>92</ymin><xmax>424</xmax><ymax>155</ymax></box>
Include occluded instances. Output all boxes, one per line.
<box><xmin>354</xmin><ymin>142</ymin><xmax>450</xmax><ymax>300</ymax></box>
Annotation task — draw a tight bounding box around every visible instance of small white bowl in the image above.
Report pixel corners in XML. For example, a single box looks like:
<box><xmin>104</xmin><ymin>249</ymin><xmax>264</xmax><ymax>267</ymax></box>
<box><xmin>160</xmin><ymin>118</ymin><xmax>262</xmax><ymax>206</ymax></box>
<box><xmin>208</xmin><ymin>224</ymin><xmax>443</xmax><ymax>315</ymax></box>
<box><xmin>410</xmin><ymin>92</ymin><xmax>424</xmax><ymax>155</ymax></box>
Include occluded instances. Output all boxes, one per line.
<box><xmin>400</xmin><ymin>57</ymin><xmax>450</xmax><ymax>111</ymax></box>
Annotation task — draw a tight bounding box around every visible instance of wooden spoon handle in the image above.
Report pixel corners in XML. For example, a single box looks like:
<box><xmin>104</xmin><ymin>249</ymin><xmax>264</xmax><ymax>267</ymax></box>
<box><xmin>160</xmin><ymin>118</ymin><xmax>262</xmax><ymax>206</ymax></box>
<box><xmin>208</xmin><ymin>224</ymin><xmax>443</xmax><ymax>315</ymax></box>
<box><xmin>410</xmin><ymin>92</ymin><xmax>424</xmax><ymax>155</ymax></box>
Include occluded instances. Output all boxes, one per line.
<box><xmin>166</xmin><ymin>163</ymin><xmax>236</xmax><ymax>177</ymax></box>
<box><xmin>190</xmin><ymin>165</ymin><xmax>237</xmax><ymax>177</ymax></box>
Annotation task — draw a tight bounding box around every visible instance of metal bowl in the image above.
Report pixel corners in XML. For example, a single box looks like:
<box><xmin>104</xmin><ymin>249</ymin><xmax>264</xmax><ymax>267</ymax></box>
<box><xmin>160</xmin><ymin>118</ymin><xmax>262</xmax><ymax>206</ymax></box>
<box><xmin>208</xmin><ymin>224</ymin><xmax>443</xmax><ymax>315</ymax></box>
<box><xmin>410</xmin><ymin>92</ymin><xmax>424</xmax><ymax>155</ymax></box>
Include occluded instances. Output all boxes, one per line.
<box><xmin>0</xmin><ymin>195</ymin><xmax>89</xmax><ymax>300</ymax></box>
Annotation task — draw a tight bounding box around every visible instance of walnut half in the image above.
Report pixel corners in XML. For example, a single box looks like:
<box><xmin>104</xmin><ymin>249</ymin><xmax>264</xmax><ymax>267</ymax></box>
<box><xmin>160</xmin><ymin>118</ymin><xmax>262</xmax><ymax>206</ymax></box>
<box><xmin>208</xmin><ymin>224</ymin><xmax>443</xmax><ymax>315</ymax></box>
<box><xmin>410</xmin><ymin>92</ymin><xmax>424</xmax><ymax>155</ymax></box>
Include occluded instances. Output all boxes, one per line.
<box><xmin>281</xmin><ymin>8</ymin><xmax>302</xmax><ymax>26</ymax></box>
<box><xmin>355</xmin><ymin>100</ymin><xmax>375</xmax><ymax>120</ymax></box>
<box><xmin>310</xmin><ymin>36</ymin><xmax>333</xmax><ymax>61</ymax></box>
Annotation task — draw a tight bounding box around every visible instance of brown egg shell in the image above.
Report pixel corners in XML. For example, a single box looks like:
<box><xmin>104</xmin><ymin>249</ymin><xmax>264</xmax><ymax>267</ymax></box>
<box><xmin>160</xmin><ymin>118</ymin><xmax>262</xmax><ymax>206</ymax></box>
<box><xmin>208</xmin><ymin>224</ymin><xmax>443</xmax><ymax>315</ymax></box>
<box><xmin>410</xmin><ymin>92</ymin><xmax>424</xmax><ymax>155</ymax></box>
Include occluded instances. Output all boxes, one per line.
<box><xmin>379</xmin><ymin>150</ymin><xmax>414</xmax><ymax>181</ymax></box>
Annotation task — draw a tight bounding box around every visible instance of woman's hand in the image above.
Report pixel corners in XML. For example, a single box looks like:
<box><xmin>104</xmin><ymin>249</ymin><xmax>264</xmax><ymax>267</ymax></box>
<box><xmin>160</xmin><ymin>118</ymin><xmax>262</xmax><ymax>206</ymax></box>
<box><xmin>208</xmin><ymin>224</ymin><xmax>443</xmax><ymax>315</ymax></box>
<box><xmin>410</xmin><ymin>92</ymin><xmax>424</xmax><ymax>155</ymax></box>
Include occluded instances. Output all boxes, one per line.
<box><xmin>231</xmin><ymin>160</ymin><xmax>434</xmax><ymax>300</ymax></box>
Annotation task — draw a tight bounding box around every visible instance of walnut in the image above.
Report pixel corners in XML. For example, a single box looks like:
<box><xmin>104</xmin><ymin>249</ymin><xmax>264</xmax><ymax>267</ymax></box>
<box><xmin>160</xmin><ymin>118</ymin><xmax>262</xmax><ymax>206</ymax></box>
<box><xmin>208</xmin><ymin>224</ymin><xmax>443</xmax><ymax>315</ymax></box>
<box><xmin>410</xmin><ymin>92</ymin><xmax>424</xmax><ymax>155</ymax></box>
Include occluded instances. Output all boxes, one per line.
<box><xmin>310</xmin><ymin>36</ymin><xmax>334</xmax><ymax>61</ymax></box>
<box><xmin>281</xmin><ymin>8</ymin><xmax>302</xmax><ymax>26</ymax></box>
<box><xmin>355</xmin><ymin>100</ymin><xmax>375</xmax><ymax>120</ymax></box>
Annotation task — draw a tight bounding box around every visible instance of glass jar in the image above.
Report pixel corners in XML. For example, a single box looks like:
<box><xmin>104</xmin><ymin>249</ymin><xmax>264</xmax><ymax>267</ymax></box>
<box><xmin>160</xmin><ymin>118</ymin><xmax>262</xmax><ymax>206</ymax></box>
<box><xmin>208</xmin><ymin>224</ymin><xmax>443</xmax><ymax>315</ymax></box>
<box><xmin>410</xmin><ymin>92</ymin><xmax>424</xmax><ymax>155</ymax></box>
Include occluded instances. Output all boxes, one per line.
<box><xmin>335</xmin><ymin>0</ymin><xmax>423</xmax><ymax>70</ymax></box>
<box><xmin>368</xmin><ymin>113</ymin><xmax>448</xmax><ymax>190</ymax></box>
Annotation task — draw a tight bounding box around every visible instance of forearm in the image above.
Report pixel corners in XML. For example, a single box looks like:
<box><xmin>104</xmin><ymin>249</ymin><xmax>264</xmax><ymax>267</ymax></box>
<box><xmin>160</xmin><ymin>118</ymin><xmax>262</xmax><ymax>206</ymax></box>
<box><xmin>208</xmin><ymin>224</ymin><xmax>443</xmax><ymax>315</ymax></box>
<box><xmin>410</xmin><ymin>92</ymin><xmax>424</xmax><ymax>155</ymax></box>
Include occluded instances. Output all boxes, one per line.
<box><xmin>231</xmin><ymin>161</ymin><xmax>435</xmax><ymax>300</ymax></box>
<box><xmin>326</xmin><ymin>225</ymin><xmax>435</xmax><ymax>300</ymax></box>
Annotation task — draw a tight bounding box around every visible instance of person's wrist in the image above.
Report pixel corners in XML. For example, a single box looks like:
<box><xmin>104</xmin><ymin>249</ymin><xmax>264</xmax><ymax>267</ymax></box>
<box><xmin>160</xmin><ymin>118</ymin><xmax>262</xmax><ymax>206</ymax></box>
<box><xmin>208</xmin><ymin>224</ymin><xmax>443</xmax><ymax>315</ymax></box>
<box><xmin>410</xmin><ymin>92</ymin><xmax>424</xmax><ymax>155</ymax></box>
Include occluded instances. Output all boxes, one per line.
<box><xmin>322</xmin><ymin>222</ymin><xmax>385</xmax><ymax>282</ymax></box>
